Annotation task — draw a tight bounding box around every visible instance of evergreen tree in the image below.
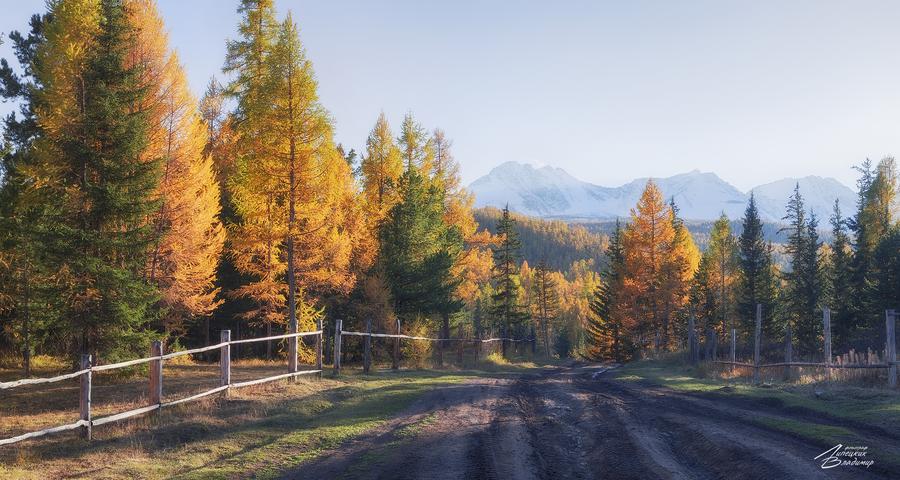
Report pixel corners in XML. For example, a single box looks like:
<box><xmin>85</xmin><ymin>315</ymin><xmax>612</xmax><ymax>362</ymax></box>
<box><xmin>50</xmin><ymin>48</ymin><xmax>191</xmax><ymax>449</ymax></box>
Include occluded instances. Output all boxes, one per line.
<box><xmin>532</xmin><ymin>259</ymin><xmax>560</xmax><ymax>357</ymax></box>
<box><xmin>379</xmin><ymin>166</ymin><xmax>462</xmax><ymax>324</ymax></box>
<box><xmin>490</xmin><ymin>205</ymin><xmax>529</xmax><ymax>356</ymax></box>
<box><xmin>780</xmin><ymin>185</ymin><xmax>823</xmax><ymax>355</ymax></box>
<box><xmin>737</xmin><ymin>193</ymin><xmax>777</xmax><ymax>339</ymax></box>
<box><xmin>587</xmin><ymin>219</ymin><xmax>632</xmax><ymax>361</ymax></box>
<box><xmin>41</xmin><ymin>0</ymin><xmax>163</xmax><ymax>360</ymax></box>
<box><xmin>826</xmin><ymin>200</ymin><xmax>856</xmax><ymax>349</ymax></box>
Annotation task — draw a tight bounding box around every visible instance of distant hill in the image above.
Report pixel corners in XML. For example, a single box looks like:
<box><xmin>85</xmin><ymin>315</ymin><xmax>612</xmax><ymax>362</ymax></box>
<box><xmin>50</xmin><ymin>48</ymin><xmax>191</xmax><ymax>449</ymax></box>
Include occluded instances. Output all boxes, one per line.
<box><xmin>473</xmin><ymin>207</ymin><xmax>607</xmax><ymax>272</ymax></box>
<box><xmin>469</xmin><ymin>161</ymin><xmax>856</xmax><ymax>222</ymax></box>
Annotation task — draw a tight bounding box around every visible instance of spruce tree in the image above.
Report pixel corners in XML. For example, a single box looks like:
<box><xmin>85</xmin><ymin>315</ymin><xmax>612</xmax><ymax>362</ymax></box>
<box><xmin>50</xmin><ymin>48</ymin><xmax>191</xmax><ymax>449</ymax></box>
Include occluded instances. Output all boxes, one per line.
<box><xmin>379</xmin><ymin>166</ymin><xmax>462</xmax><ymax>323</ymax></box>
<box><xmin>587</xmin><ymin>219</ymin><xmax>631</xmax><ymax>361</ymax></box>
<box><xmin>780</xmin><ymin>185</ymin><xmax>823</xmax><ymax>355</ymax></box>
<box><xmin>46</xmin><ymin>0</ymin><xmax>163</xmax><ymax>360</ymax></box>
<box><xmin>826</xmin><ymin>200</ymin><xmax>855</xmax><ymax>348</ymax></box>
<box><xmin>490</xmin><ymin>205</ymin><xmax>528</xmax><ymax>356</ymax></box>
<box><xmin>737</xmin><ymin>193</ymin><xmax>777</xmax><ymax>339</ymax></box>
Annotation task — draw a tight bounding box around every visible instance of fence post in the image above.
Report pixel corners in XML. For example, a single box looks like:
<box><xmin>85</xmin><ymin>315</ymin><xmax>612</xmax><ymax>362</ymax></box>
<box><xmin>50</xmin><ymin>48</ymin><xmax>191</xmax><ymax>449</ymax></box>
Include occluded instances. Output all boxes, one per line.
<box><xmin>457</xmin><ymin>324</ymin><xmax>464</xmax><ymax>366</ymax></box>
<box><xmin>316</xmin><ymin>317</ymin><xmax>323</xmax><ymax>379</ymax></box>
<box><xmin>531</xmin><ymin>326</ymin><xmax>537</xmax><ymax>356</ymax></box>
<box><xmin>220</xmin><ymin>330</ymin><xmax>231</xmax><ymax>396</ymax></box>
<box><xmin>887</xmin><ymin>310</ymin><xmax>897</xmax><ymax>389</ymax></box>
<box><xmin>753</xmin><ymin>304</ymin><xmax>761</xmax><ymax>385</ymax></box>
<box><xmin>333</xmin><ymin>319</ymin><xmax>342</xmax><ymax>375</ymax></box>
<box><xmin>364</xmin><ymin>318</ymin><xmax>372</xmax><ymax>374</ymax></box>
<box><xmin>823</xmin><ymin>308</ymin><xmax>832</xmax><ymax>381</ymax></box>
<box><xmin>474</xmin><ymin>336</ymin><xmax>480</xmax><ymax>364</ymax></box>
<box><xmin>784</xmin><ymin>323</ymin><xmax>792</xmax><ymax>381</ymax></box>
<box><xmin>79</xmin><ymin>354</ymin><xmax>92</xmax><ymax>441</ymax></box>
<box><xmin>688</xmin><ymin>315</ymin><xmax>698</xmax><ymax>364</ymax></box>
<box><xmin>288</xmin><ymin>316</ymin><xmax>298</xmax><ymax>376</ymax></box>
<box><xmin>730</xmin><ymin>328</ymin><xmax>736</xmax><ymax>374</ymax></box>
<box><xmin>393</xmin><ymin>319</ymin><xmax>401</xmax><ymax>370</ymax></box>
<box><xmin>150</xmin><ymin>341</ymin><xmax>163</xmax><ymax>409</ymax></box>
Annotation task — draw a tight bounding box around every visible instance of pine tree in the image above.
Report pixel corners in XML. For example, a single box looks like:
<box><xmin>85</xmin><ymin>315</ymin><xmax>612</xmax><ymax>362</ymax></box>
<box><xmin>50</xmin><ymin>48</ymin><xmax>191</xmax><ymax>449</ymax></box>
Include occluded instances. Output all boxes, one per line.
<box><xmin>490</xmin><ymin>205</ymin><xmax>529</xmax><ymax>356</ymax></box>
<box><xmin>737</xmin><ymin>193</ymin><xmax>777</xmax><ymax>339</ymax></box>
<box><xmin>826</xmin><ymin>200</ymin><xmax>855</xmax><ymax>348</ymax></box>
<box><xmin>532</xmin><ymin>259</ymin><xmax>560</xmax><ymax>357</ymax></box>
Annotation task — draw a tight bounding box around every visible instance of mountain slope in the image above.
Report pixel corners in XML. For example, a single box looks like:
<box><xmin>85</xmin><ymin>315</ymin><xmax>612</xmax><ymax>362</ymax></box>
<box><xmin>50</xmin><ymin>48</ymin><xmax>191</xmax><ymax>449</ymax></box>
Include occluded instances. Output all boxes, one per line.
<box><xmin>751</xmin><ymin>176</ymin><xmax>857</xmax><ymax>221</ymax></box>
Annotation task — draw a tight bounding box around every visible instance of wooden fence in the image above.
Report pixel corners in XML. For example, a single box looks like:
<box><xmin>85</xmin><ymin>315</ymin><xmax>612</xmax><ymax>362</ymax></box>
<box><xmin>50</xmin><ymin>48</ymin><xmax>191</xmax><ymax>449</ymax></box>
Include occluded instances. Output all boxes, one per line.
<box><xmin>687</xmin><ymin>308</ymin><xmax>898</xmax><ymax>388</ymax></box>
<box><xmin>0</xmin><ymin>325</ymin><xmax>324</xmax><ymax>447</ymax></box>
<box><xmin>332</xmin><ymin>318</ymin><xmax>535</xmax><ymax>374</ymax></box>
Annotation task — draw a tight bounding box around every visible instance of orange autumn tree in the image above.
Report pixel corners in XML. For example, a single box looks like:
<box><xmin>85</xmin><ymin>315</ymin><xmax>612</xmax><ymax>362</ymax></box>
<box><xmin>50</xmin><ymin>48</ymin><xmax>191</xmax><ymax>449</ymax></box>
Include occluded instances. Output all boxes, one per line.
<box><xmin>228</xmin><ymin>11</ymin><xmax>359</xmax><ymax>359</ymax></box>
<box><xmin>128</xmin><ymin>0</ymin><xmax>226</xmax><ymax>337</ymax></box>
<box><xmin>622</xmin><ymin>180</ymin><xmax>676</xmax><ymax>352</ymax></box>
<box><xmin>658</xmin><ymin>201</ymin><xmax>701</xmax><ymax>347</ymax></box>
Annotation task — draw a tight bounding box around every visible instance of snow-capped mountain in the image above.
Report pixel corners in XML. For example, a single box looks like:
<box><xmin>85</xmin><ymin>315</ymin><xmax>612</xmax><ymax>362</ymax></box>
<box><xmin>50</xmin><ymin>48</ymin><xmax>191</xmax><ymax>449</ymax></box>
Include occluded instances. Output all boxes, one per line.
<box><xmin>468</xmin><ymin>162</ymin><xmax>856</xmax><ymax>222</ymax></box>
<box><xmin>750</xmin><ymin>176</ymin><xmax>857</xmax><ymax>222</ymax></box>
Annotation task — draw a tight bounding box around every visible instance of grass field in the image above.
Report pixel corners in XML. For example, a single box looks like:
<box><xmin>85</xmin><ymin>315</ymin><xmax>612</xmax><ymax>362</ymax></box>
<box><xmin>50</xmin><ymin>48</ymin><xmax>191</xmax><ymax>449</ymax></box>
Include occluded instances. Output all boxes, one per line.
<box><xmin>0</xmin><ymin>357</ymin><xmax>544</xmax><ymax>480</ymax></box>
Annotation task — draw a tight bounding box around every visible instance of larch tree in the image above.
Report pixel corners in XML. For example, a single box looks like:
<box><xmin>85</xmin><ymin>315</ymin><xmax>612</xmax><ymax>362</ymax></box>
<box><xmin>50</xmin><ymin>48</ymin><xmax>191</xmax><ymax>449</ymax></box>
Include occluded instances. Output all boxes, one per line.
<box><xmin>398</xmin><ymin>112</ymin><xmax>433</xmax><ymax>172</ymax></box>
<box><xmin>658</xmin><ymin>200</ymin><xmax>700</xmax><ymax>349</ymax></box>
<box><xmin>223</xmin><ymin>0</ymin><xmax>282</xmax><ymax>355</ymax></box>
<box><xmin>128</xmin><ymin>0</ymin><xmax>225</xmax><ymax>338</ymax></box>
<box><xmin>532</xmin><ymin>259</ymin><xmax>559</xmax><ymax>357</ymax></box>
<box><xmin>705</xmin><ymin>214</ymin><xmax>739</xmax><ymax>336</ymax></box>
<box><xmin>360</xmin><ymin>112</ymin><xmax>403</xmax><ymax>222</ymax></box>
<box><xmin>622</xmin><ymin>180</ymin><xmax>674</xmax><ymax>351</ymax></box>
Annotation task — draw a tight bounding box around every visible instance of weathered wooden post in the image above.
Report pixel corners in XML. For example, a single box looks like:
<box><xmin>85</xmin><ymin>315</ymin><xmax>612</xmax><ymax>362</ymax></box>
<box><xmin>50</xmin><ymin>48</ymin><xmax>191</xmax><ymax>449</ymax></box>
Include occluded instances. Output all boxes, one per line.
<box><xmin>333</xmin><ymin>319</ymin><xmax>342</xmax><ymax>375</ymax></box>
<box><xmin>364</xmin><ymin>318</ymin><xmax>372</xmax><ymax>374</ymax></box>
<box><xmin>784</xmin><ymin>323</ymin><xmax>792</xmax><ymax>381</ymax></box>
<box><xmin>688</xmin><ymin>315</ymin><xmax>698</xmax><ymax>364</ymax></box>
<box><xmin>150</xmin><ymin>341</ymin><xmax>163</xmax><ymax>408</ymax></box>
<box><xmin>730</xmin><ymin>328</ymin><xmax>736</xmax><ymax>374</ymax></box>
<box><xmin>288</xmin><ymin>313</ymin><xmax>298</xmax><ymax>376</ymax></box>
<box><xmin>823</xmin><ymin>308</ymin><xmax>832</xmax><ymax>381</ymax></box>
<box><xmin>316</xmin><ymin>317</ymin><xmax>323</xmax><ymax>379</ymax></box>
<box><xmin>393</xmin><ymin>319</ymin><xmax>401</xmax><ymax>370</ymax></box>
<box><xmin>474</xmin><ymin>337</ymin><xmax>480</xmax><ymax>364</ymax></box>
<box><xmin>531</xmin><ymin>326</ymin><xmax>537</xmax><ymax>356</ymax></box>
<box><xmin>457</xmin><ymin>324</ymin><xmax>464</xmax><ymax>366</ymax></box>
<box><xmin>753</xmin><ymin>304</ymin><xmax>762</xmax><ymax>385</ymax></box>
<box><xmin>887</xmin><ymin>310</ymin><xmax>897</xmax><ymax>389</ymax></box>
<box><xmin>79</xmin><ymin>354</ymin><xmax>92</xmax><ymax>440</ymax></box>
<box><xmin>220</xmin><ymin>330</ymin><xmax>231</xmax><ymax>395</ymax></box>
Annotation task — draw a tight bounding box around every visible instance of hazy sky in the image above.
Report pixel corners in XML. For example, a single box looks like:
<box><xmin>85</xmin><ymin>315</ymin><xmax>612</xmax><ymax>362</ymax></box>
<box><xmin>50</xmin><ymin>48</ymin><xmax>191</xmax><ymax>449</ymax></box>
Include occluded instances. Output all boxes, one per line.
<box><xmin>3</xmin><ymin>0</ymin><xmax>900</xmax><ymax>190</ymax></box>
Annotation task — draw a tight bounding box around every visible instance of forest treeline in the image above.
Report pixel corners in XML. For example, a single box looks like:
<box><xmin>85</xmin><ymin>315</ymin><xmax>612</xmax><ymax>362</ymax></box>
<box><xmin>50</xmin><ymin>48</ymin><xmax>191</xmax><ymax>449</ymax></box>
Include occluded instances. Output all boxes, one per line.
<box><xmin>0</xmin><ymin>0</ymin><xmax>603</xmax><ymax>371</ymax></box>
<box><xmin>587</xmin><ymin>160</ymin><xmax>899</xmax><ymax>361</ymax></box>
<box><xmin>0</xmin><ymin>0</ymin><xmax>897</xmax><ymax>373</ymax></box>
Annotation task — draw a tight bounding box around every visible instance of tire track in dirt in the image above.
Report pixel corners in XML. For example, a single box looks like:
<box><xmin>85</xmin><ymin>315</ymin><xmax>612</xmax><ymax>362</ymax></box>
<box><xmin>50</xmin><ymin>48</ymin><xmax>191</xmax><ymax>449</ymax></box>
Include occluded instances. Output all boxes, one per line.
<box><xmin>281</xmin><ymin>366</ymin><xmax>891</xmax><ymax>479</ymax></box>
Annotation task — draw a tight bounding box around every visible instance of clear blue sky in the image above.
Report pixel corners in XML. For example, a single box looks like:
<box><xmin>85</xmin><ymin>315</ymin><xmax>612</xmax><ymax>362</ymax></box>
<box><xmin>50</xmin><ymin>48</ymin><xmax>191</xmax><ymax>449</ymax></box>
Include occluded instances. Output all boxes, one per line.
<box><xmin>3</xmin><ymin>0</ymin><xmax>900</xmax><ymax>190</ymax></box>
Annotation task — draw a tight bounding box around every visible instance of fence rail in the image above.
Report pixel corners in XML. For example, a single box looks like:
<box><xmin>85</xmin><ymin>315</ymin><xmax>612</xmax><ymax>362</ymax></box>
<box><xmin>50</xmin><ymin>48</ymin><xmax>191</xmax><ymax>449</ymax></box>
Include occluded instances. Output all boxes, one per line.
<box><xmin>0</xmin><ymin>326</ymin><xmax>324</xmax><ymax>447</ymax></box>
<box><xmin>333</xmin><ymin>319</ymin><xmax>536</xmax><ymax>375</ymax></box>
<box><xmin>687</xmin><ymin>308</ymin><xmax>897</xmax><ymax>388</ymax></box>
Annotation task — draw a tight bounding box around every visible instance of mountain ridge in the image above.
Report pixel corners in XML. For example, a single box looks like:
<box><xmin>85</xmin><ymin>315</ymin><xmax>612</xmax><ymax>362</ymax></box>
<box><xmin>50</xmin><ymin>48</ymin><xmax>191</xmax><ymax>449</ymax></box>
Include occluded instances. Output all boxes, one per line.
<box><xmin>469</xmin><ymin>161</ymin><xmax>856</xmax><ymax>222</ymax></box>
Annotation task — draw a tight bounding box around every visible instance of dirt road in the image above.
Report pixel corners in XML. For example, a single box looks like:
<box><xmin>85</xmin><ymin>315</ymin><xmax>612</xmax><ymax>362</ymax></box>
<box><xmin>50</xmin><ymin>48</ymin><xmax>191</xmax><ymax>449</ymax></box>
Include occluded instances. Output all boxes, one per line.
<box><xmin>284</xmin><ymin>365</ymin><xmax>894</xmax><ymax>479</ymax></box>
